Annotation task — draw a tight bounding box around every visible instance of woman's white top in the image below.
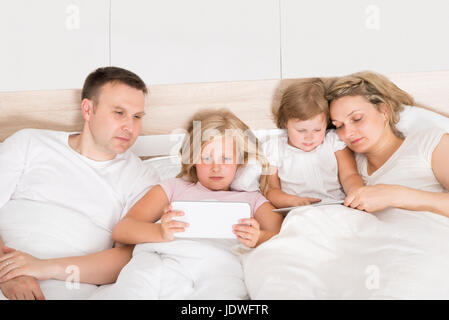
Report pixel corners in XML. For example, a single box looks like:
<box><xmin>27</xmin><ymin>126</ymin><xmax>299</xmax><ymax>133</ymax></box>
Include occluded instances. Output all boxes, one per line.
<box><xmin>356</xmin><ymin>127</ymin><xmax>447</xmax><ymax>193</ymax></box>
<box><xmin>263</xmin><ymin>129</ymin><xmax>347</xmax><ymax>201</ymax></box>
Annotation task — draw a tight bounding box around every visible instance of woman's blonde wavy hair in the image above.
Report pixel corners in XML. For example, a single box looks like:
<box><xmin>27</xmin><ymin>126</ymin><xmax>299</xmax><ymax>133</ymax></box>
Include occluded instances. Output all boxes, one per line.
<box><xmin>176</xmin><ymin>109</ymin><xmax>270</xmax><ymax>195</ymax></box>
<box><xmin>325</xmin><ymin>71</ymin><xmax>417</xmax><ymax>138</ymax></box>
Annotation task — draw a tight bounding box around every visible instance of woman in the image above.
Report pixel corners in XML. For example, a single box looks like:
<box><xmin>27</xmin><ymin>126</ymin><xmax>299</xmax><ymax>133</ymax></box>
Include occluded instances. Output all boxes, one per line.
<box><xmin>326</xmin><ymin>71</ymin><xmax>449</xmax><ymax>216</ymax></box>
<box><xmin>243</xmin><ymin>71</ymin><xmax>449</xmax><ymax>300</ymax></box>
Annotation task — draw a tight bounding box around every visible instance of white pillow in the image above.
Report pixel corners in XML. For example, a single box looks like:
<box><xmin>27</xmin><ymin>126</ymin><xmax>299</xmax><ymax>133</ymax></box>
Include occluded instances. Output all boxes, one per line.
<box><xmin>230</xmin><ymin>162</ymin><xmax>263</xmax><ymax>192</ymax></box>
<box><xmin>142</xmin><ymin>154</ymin><xmax>263</xmax><ymax>192</ymax></box>
<box><xmin>396</xmin><ymin>105</ymin><xmax>449</xmax><ymax>135</ymax></box>
<box><xmin>140</xmin><ymin>106</ymin><xmax>449</xmax><ymax>192</ymax></box>
<box><xmin>229</xmin><ymin>106</ymin><xmax>449</xmax><ymax>192</ymax></box>
<box><xmin>143</xmin><ymin>155</ymin><xmax>182</xmax><ymax>181</ymax></box>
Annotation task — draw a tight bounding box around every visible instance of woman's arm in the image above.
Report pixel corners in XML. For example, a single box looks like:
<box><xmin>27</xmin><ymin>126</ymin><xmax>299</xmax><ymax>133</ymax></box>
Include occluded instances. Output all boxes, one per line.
<box><xmin>346</xmin><ymin>135</ymin><xmax>449</xmax><ymax>216</ymax></box>
<box><xmin>0</xmin><ymin>244</ymin><xmax>134</xmax><ymax>285</ymax></box>
<box><xmin>393</xmin><ymin>133</ymin><xmax>449</xmax><ymax>216</ymax></box>
<box><xmin>265</xmin><ymin>166</ymin><xmax>320</xmax><ymax>208</ymax></box>
<box><xmin>335</xmin><ymin>147</ymin><xmax>365</xmax><ymax>197</ymax></box>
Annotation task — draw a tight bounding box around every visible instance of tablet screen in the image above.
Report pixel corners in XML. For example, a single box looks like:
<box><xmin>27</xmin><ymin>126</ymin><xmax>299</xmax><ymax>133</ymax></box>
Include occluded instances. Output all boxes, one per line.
<box><xmin>171</xmin><ymin>201</ymin><xmax>251</xmax><ymax>239</ymax></box>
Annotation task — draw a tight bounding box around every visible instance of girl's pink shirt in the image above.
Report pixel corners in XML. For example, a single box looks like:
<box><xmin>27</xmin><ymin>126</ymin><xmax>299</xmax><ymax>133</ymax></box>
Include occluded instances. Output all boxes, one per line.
<box><xmin>159</xmin><ymin>178</ymin><xmax>268</xmax><ymax>217</ymax></box>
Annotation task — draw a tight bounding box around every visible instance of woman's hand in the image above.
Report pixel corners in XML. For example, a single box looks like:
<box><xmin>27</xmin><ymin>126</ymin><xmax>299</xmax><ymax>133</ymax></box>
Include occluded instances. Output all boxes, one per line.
<box><xmin>160</xmin><ymin>205</ymin><xmax>189</xmax><ymax>241</ymax></box>
<box><xmin>233</xmin><ymin>218</ymin><xmax>260</xmax><ymax>248</ymax></box>
<box><xmin>344</xmin><ymin>184</ymin><xmax>400</xmax><ymax>212</ymax></box>
<box><xmin>0</xmin><ymin>246</ymin><xmax>53</xmax><ymax>283</ymax></box>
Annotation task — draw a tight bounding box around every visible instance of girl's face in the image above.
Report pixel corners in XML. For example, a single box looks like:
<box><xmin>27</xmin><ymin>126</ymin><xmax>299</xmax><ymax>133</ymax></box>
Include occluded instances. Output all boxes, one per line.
<box><xmin>195</xmin><ymin>136</ymin><xmax>239</xmax><ymax>191</ymax></box>
<box><xmin>330</xmin><ymin>95</ymin><xmax>388</xmax><ymax>154</ymax></box>
<box><xmin>286</xmin><ymin>113</ymin><xmax>327</xmax><ymax>152</ymax></box>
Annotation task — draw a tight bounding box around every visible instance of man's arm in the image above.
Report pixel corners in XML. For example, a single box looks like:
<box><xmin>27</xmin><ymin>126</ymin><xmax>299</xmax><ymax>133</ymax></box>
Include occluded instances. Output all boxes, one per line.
<box><xmin>0</xmin><ymin>132</ymin><xmax>48</xmax><ymax>300</ymax></box>
<box><xmin>0</xmin><ymin>237</ymin><xmax>45</xmax><ymax>300</ymax></box>
<box><xmin>0</xmin><ymin>130</ymin><xmax>29</xmax><ymax>208</ymax></box>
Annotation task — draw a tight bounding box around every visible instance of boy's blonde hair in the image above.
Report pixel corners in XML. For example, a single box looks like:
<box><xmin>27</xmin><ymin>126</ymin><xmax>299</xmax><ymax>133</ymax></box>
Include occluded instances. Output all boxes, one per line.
<box><xmin>177</xmin><ymin>109</ymin><xmax>270</xmax><ymax>195</ymax></box>
<box><xmin>273</xmin><ymin>78</ymin><xmax>329</xmax><ymax>128</ymax></box>
<box><xmin>325</xmin><ymin>71</ymin><xmax>416</xmax><ymax>138</ymax></box>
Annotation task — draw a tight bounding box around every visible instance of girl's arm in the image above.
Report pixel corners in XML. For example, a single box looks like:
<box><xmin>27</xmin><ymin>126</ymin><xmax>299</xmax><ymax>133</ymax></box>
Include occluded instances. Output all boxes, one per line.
<box><xmin>265</xmin><ymin>166</ymin><xmax>320</xmax><ymax>208</ymax></box>
<box><xmin>335</xmin><ymin>147</ymin><xmax>365</xmax><ymax>198</ymax></box>
<box><xmin>233</xmin><ymin>202</ymin><xmax>284</xmax><ymax>248</ymax></box>
<box><xmin>112</xmin><ymin>185</ymin><xmax>184</xmax><ymax>244</ymax></box>
<box><xmin>254</xmin><ymin>202</ymin><xmax>284</xmax><ymax>246</ymax></box>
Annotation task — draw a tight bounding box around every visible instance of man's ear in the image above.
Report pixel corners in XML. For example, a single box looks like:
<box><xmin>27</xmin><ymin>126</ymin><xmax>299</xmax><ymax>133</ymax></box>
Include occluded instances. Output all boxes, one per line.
<box><xmin>81</xmin><ymin>98</ymin><xmax>94</xmax><ymax>121</ymax></box>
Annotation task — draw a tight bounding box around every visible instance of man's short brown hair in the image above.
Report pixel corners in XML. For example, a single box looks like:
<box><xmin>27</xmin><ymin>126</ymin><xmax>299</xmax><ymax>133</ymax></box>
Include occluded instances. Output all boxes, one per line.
<box><xmin>81</xmin><ymin>66</ymin><xmax>148</xmax><ymax>103</ymax></box>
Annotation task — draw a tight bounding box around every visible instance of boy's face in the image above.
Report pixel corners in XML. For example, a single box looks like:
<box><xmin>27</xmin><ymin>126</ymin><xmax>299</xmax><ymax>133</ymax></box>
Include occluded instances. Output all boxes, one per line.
<box><xmin>195</xmin><ymin>136</ymin><xmax>239</xmax><ymax>191</ymax></box>
<box><xmin>83</xmin><ymin>82</ymin><xmax>146</xmax><ymax>158</ymax></box>
<box><xmin>286</xmin><ymin>113</ymin><xmax>327</xmax><ymax>152</ymax></box>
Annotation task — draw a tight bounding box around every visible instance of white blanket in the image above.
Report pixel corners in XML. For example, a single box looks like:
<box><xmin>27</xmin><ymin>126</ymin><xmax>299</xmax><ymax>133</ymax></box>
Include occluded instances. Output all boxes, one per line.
<box><xmin>243</xmin><ymin>205</ymin><xmax>449</xmax><ymax>299</ymax></box>
<box><xmin>0</xmin><ymin>200</ymin><xmax>111</xmax><ymax>300</ymax></box>
<box><xmin>89</xmin><ymin>238</ymin><xmax>249</xmax><ymax>300</ymax></box>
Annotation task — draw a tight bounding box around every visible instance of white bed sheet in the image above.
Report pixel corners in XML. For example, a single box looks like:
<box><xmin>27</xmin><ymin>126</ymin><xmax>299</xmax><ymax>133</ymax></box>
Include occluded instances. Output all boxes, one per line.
<box><xmin>243</xmin><ymin>204</ymin><xmax>449</xmax><ymax>299</ymax></box>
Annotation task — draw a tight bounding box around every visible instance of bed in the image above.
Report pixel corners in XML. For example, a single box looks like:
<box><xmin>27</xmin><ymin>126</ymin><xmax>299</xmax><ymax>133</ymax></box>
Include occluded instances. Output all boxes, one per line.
<box><xmin>0</xmin><ymin>71</ymin><xmax>448</xmax><ymax>299</ymax></box>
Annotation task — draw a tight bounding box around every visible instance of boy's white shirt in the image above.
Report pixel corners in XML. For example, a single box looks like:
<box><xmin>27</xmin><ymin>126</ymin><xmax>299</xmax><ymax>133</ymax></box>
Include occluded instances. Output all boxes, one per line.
<box><xmin>264</xmin><ymin>129</ymin><xmax>347</xmax><ymax>201</ymax></box>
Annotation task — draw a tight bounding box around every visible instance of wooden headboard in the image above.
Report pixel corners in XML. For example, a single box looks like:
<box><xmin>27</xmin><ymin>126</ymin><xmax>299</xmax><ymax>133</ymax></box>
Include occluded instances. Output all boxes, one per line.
<box><xmin>1</xmin><ymin>71</ymin><xmax>448</xmax><ymax>144</ymax></box>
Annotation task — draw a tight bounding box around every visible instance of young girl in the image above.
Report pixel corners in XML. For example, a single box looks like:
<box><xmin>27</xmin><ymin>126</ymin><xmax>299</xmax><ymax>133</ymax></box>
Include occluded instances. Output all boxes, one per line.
<box><xmin>266</xmin><ymin>78</ymin><xmax>364</xmax><ymax>209</ymax></box>
<box><xmin>90</xmin><ymin>109</ymin><xmax>283</xmax><ymax>299</ymax></box>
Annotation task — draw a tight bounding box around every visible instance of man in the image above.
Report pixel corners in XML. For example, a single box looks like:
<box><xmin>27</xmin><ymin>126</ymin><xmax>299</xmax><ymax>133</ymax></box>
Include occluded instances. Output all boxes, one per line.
<box><xmin>0</xmin><ymin>67</ymin><xmax>159</xmax><ymax>299</ymax></box>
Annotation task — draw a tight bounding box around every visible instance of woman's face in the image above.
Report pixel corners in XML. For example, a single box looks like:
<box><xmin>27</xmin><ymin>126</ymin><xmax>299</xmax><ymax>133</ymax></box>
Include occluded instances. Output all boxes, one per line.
<box><xmin>330</xmin><ymin>95</ymin><xmax>388</xmax><ymax>154</ymax></box>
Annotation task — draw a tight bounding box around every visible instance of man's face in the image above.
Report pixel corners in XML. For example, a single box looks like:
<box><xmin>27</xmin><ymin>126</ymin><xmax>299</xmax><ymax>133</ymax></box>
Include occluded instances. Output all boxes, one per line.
<box><xmin>85</xmin><ymin>82</ymin><xmax>146</xmax><ymax>156</ymax></box>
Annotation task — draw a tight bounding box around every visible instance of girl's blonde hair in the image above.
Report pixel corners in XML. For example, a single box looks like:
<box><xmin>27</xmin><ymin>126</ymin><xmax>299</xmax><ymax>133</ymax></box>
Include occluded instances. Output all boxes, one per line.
<box><xmin>325</xmin><ymin>71</ymin><xmax>416</xmax><ymax>138</ymax></box>
<box><xmin>177</xmin><ymin>109</ymin><xmax>270</xmax><ymax>195</ymax></box>
<box><xmin>273</xmin><ymin>78</ymin><xmax>329</xmax><ymax>128</ymax></box>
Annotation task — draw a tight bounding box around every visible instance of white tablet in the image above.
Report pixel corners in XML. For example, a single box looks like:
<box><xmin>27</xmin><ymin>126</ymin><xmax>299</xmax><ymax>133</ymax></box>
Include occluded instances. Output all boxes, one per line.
<box><xmin>171</xmin><ymin>201</ymin><xmax>251</xmax><ymax>239</ymax></box>
<box><xmin>272</xmin><ymin>200</ymin><xmax>345</xmax><ymax>215</ymax></box>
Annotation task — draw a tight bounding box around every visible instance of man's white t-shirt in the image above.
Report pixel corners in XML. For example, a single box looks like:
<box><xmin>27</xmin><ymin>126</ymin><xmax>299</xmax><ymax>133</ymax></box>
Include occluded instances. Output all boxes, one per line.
<box><xmin>263</xmin><ymin>129</ymin><xmax>347</xmax><ymax>201</ymax></box>
<box><xmin>0</xmin><ymin>129</ymin><xmax>159</xmax><ymax>257</ymax></box>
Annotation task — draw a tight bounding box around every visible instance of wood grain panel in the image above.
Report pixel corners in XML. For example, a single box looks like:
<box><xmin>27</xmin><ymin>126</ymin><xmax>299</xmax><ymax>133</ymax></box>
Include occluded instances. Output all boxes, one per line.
<box><xmin>1</xmin><ymin>71</ymin><xmax>448</xmax><ymax>142</ymax></box>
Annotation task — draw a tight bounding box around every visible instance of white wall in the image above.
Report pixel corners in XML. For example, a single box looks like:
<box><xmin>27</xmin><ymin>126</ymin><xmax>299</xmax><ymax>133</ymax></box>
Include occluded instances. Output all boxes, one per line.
<box><xmin>1</xmin><ymin>0</ymin><xmax>449</xmax><ymax>91</ymax></box>
<box><xmin>281</xmin><ymin>0</ymin><xmax>449</xmax><ymax>78</ymax></box>
<box><xmin>0</xmin><ymin>0</ymin><xmax>109</xmax><ymax>91</ymax></box>
<box><xmin>111</xmin><ymin>0</ymin><xmax>280</xmax><ymax>85</ymax></box>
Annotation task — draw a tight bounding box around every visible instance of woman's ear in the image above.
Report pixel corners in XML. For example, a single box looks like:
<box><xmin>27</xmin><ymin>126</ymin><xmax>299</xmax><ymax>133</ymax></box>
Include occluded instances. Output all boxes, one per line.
<box><xmin>379</xmin><ymin>103</ymin><xmax>390</xmax><ymax>121</ymax></box>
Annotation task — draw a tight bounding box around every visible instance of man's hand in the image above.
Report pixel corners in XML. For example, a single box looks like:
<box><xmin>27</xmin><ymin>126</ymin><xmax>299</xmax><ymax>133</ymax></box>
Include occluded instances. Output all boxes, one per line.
<box><xmin>0</xmin><ymin>275</ymin><xmax>45</xmax><ymax>300</ymax></box>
